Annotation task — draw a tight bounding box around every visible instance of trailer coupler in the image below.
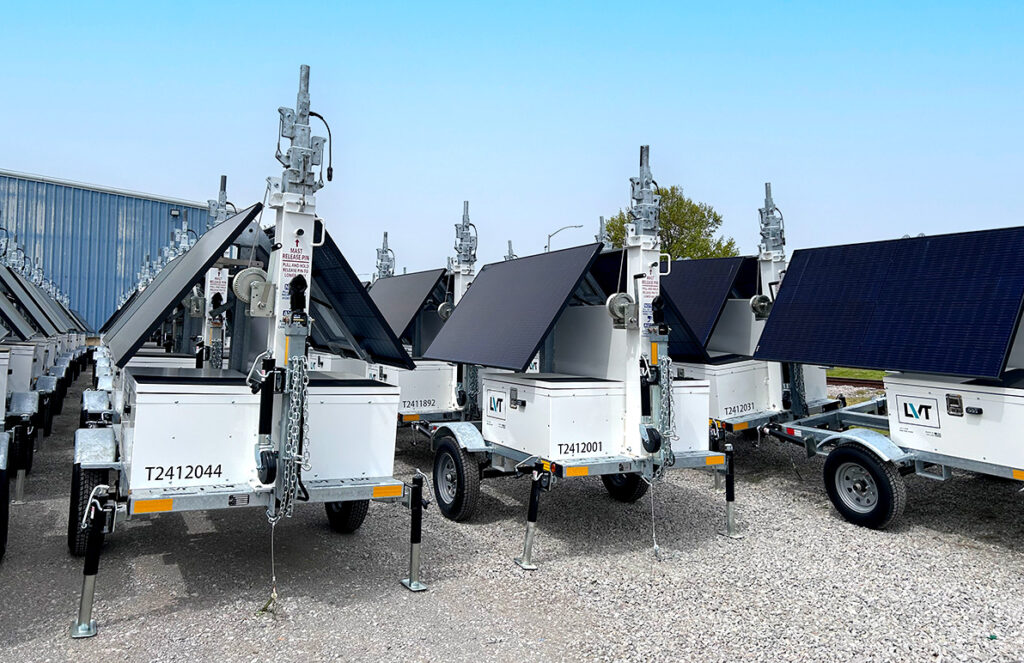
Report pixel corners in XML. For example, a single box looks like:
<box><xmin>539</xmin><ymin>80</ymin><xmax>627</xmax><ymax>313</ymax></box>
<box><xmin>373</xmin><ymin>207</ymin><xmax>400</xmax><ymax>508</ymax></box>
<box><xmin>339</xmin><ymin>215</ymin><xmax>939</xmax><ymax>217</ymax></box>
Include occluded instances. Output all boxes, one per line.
<box><xmin>401</xmin><ymin>475</ymin><xmax>429</xmax><ymax>592</ymax></box>
<box><xmin>71</xmin><ymin>487</ymin><xmax>113</xmax><ymax>639</ymax></box>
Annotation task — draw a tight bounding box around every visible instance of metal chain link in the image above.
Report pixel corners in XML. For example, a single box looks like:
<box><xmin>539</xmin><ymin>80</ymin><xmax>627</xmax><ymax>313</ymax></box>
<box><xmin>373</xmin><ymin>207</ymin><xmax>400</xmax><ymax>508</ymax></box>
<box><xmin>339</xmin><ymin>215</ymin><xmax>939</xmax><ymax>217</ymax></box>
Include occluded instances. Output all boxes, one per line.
<box><xmin>658</xmin><ymin>355</ymin><xmax>676</xmax><ymax>475</ymax></box>
<box><xmin>267</xmin><ymin>354</ymin><xmax>310</xmax><ymax>524</ymax></box>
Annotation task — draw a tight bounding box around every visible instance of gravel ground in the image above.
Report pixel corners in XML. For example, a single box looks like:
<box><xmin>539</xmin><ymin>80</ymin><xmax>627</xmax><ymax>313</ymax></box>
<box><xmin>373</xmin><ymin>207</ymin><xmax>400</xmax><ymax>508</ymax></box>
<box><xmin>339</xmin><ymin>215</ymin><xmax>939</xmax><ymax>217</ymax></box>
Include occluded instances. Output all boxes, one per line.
<box><xmin>2</xmin><ymin>375</ymin><xmax>1023</xmax><ymax>662</ymax></box>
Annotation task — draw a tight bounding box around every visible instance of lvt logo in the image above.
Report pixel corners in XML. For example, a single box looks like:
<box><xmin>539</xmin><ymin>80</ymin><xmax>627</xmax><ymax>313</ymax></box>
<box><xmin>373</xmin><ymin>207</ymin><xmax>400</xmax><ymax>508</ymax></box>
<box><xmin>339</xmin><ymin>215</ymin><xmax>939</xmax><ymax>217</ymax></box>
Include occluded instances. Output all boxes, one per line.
<box><xmin>485</xmin><ymin>388</ymin><xmax>507</xmax><ymax>421</ymax></box>
<box><xmin>896</xmin><ymin>395</ymin><xmax>940</xmax><ymax>429</ymax></box>
<box><xmin>902</xmin><ymin>402</ymin><xmax>932</xmax><ymax>420</ymax></box>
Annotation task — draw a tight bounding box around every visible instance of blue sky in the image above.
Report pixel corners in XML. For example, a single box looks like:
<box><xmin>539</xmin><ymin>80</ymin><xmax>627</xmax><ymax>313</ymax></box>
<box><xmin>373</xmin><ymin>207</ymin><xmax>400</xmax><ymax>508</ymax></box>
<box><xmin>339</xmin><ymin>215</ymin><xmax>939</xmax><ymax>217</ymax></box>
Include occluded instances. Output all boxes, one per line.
<box><xmin>2</xmin><ymin>1</ymin><xmax>1022</xmax><ymax>277</ymax></box>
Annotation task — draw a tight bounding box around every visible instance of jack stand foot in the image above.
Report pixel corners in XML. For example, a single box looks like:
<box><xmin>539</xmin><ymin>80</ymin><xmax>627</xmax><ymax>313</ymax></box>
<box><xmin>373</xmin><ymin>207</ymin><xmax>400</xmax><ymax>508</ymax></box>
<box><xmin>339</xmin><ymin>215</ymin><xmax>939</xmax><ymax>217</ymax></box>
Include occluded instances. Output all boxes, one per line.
<box><xmin>70</xmin><ymin>619</ymin><xmax>97</xmax><ymax>639</ymax></box>
<box><xmin>401</xmin><ymin>578</ymin><xmax>428</xmax><ymax>592</ymax></box>
<box><xmin>713</xmin><ymin>470</ymin><xmax>724</xmax><ymax>492</ymax></box>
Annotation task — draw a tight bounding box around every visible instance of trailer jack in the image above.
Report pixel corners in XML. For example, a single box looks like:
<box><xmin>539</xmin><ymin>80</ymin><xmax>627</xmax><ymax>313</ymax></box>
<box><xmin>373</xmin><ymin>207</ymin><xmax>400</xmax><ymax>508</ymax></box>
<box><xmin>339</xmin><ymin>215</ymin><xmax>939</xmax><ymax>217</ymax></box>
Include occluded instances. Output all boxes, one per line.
<box><xmin>719</xmin><ymin>444</ymin><xmax>742</xmax><ymax>539</ymax></box>
<box><xmin>515</xmin><ymin>466</ymin><xmax>548</xmax><ymax>570</ymax></box>
<box><xmin>71</xmin><ymin>488</ymin><xmax>111</xmax><ymax>638</ymax></box>
<box><xmin>401</xmin><ymin>475</ymin><xmax>429</xmax><ymax>592</ymax></box>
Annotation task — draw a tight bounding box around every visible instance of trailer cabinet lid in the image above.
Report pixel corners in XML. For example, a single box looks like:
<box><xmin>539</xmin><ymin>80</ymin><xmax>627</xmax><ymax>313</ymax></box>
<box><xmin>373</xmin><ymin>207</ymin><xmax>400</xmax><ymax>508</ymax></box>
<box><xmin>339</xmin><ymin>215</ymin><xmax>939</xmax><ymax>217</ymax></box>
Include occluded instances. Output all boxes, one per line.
<box><xmin>885</xmin><ymin>370</ymin><xmax>1024</xmax><ymax>397</ymax></box>
<box><xmin>307</xmin><ymin>372</ymin><xmax>400</xmax><ymax>395</ymax></box>
<box><xmin>125</xmin><ymin>367</ymin><xmax>257</xmax><ymax>396</ymax></box>
<box><xmin>482</xmin><ymin>372</ymin><xmax>623</xmax><ymax>391</ymax></box>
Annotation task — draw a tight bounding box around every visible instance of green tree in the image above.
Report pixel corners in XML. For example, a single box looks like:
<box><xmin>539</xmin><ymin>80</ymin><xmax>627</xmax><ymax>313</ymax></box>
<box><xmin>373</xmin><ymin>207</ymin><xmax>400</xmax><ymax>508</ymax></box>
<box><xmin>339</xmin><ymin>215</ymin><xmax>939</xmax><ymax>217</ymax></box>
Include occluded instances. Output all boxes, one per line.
<box><xmin>606</xmin><ymin>185</ymin><xmax>738</xmax><ymax>259</ymax></box>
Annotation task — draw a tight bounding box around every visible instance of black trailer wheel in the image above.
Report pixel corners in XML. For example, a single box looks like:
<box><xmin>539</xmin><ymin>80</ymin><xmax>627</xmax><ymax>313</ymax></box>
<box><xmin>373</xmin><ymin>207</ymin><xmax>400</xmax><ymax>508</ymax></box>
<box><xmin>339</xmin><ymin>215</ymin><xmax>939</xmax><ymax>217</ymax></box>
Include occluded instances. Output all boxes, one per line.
<box><xmin>42</xmin><ymin>402</ymin><xmax>54</xmax><ymax>437</ymax></box>
<box><xmin>325</xmin><ymin>499</ymin><xmax>369</xmax><ymax>533</ymax></box>
<box><xmin>433</xmin><ymin>436</ymin><xmax>480</xmax><ymax>521</ymax></box>
<box><xmin>824</xmin><ymin>444</ymin><xmax>906</xmax><ymax>529</ymax></box>
<box><xmin>0</xmin><ymin>468</ymin><xmax>9</xmax><ymax>561</ymax></box>
<box><xmin>601</xmin><ymin>473</ymin><xmax>649</xmax><ymax>503</ymax></box>
<box><xmin>68</xmin><ymin>464</ymin><xmax>106</xmax><ymax>556</ymax></box>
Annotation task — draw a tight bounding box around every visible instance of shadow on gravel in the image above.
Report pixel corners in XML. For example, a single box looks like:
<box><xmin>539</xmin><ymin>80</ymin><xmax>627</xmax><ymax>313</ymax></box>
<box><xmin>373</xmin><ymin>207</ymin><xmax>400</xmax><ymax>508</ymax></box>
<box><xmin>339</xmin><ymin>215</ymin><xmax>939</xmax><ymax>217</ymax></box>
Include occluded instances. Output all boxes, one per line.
<box><xmin>727</xmin><ymin>433</ymin><xmax>1024</xmax><ymax>554</ymax></box>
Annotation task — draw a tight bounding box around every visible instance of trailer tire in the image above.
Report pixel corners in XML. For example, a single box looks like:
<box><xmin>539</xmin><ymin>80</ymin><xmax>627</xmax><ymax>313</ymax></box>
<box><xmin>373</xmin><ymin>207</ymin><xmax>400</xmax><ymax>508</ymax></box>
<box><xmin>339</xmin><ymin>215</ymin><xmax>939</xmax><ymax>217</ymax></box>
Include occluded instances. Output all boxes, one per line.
<box><xmin>824</xmin><ymin>444</ymin><xmax>905</xmax><ymax>529</ymax></box>
<box><xmin>433</xmin><ymin>436</ymin><xmax>479</xmax><ymax>522</ymax></box>
<box><xmin>0</xmin><ymin>468</ymin><xmax>9</xmax><ymax>561</ymax></box>
<box><xmin>601</xmin><ymin>473</ymin><xmax>649</xmax><ymax>503</ymax></box>
<box><xmin>68</xmin><ymin>464</ymin><xmax>106</xmax><ymax>556</ymax></box>
<box><xmin>325</xmin><ymin>499</ymin><xmax>369</xmax><ymax>533</ymax></box>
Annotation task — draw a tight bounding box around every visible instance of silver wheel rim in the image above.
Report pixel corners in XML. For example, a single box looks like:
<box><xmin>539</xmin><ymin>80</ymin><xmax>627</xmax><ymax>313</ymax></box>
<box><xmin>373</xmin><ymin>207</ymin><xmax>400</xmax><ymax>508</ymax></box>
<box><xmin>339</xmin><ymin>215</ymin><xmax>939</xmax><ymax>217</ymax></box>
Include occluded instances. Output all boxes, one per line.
<box><xmin>835</xmin><ymin>461</ymin><xmax>878</xmax><ymax>514</ymax></box>
<box><xmin>437</xmin><ymin>453</ymin><xmax>458</xmax><ymax>504</ymax></box>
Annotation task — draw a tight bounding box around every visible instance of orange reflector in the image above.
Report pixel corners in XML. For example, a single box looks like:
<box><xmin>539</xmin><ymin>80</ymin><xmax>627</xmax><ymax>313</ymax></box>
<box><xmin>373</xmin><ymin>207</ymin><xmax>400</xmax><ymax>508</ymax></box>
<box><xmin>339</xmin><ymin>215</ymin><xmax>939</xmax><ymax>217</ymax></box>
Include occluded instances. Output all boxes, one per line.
<box><xmin>705</xmin><ymin>456</ymin><xmax>725</xmax><ymax>466</ymax></box>
<box><xmin>565</xmin><ymin>466</ymin><xmax>588</xmax><ymax>477</ymax></box>
<box><xmin>402</xmin><ymin>414</ymin><xmax>421</xmax><ymax>422</ymax></box>
<box><xmin>541</xmin><ymin>461</ymin><xmax>551</xmax><ymax>472</ymax></box>
<box><xmin>650</xmin><ymin>342</ymin><xmax>658</xmax><ymax>365</ymax></box>
<box><xmin>372</xmin><ymin>484</ymin><xmax>403</xmax><ymax>498</ymax></box>
<box><xmin>732</xmin><ymin>422</ymin><xmax>749</xmax><ymax>431</ymax></box>
<box><xmin>1013</xmin><ymin>469</ymin><xmax>1024</xmax><ymax>481</ymax></box>
<box><xmin>133</xmin><ymin>498</ymin><xmax>173</xmax><ymax>514</ymax></box>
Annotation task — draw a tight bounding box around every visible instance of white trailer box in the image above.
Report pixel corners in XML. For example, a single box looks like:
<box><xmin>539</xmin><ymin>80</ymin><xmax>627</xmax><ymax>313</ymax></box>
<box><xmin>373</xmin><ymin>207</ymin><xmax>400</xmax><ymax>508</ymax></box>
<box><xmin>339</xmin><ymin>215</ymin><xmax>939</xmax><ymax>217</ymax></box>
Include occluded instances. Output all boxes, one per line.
<box><xmin>305</xmin><ymin>374</ymin><xmax>400</xmax><ymax>480</ymax></box>
<box><xmin>370</xmin><ymin>360</ymin><xmax>459</xmax><ymax>416</ymax></box>
<box><xmin>671</xmin><ymin>378</ymin><xmax>712</xmax><ymax>452</ymax></box>
<box><xmin>885</xmin><ymin>372</ymin><xmax>1024</xmax><ymax>470</ymax></box>
<box><xmin>481</xmin><ymin>373</ymin><xmax>628</xmax><ymax>461</ymax></box>
<box><xmin>121</xmin><ymin>368</ymin><xmax>262</xmax><ymax>493</ymax></box>
<box><xmin>7</xmin><ymin>343</ymin><xmax>42</xmax><ymax>393</ymax></box>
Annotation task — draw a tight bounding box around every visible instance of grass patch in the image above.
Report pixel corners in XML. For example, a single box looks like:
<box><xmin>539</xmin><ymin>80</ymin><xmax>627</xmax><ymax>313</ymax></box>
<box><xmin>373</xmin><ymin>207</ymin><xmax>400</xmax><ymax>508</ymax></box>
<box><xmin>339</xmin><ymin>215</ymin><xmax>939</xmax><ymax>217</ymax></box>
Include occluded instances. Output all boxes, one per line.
<box><xmin>826</xmin><ymin>367</ymin><xmax>886</xmax><ymax>380</ymax></box>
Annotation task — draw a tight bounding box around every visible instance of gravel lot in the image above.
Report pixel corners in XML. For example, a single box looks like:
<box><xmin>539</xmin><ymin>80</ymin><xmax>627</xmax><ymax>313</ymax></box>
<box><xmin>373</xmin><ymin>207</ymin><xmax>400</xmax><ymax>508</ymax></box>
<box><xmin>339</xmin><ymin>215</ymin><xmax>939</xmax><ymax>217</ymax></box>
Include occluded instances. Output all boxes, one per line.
<box><xmin>2</xmin><ymin>377</ymin><xmax>1022</xmax><ymax>662</ymax></box>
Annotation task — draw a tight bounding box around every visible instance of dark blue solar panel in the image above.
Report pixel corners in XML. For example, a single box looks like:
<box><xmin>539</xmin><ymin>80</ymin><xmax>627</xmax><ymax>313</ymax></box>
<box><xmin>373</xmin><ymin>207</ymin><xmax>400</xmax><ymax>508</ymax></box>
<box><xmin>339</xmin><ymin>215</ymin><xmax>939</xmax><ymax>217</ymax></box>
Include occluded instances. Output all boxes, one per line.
<box><xmin>0</xmin><ymin>267</ymin><xmax>58</xmax><ymax>336</ymax></box>
<box><xmin>661</xmin><ymin>257</ymin><xmax>756</xmax><ymax>346</ymax></box>
<box><xmin>368</xmin><ymin>268</ymin><xmax>447</xmax><ymax>339</ymax></box>
<box><xmin>753</xmin><ymin>227</ymin><xmax>1024</xmax><ymax>379</ymax></box>
<box><xmin>425</xmin><ymin>243</ymin><xmax>603</xmax><ymax>372</ymax></box>
<box><xmin>310</xmin><ymin>224</ymin><xmax>414</xmax><ymax>370</ymax></box>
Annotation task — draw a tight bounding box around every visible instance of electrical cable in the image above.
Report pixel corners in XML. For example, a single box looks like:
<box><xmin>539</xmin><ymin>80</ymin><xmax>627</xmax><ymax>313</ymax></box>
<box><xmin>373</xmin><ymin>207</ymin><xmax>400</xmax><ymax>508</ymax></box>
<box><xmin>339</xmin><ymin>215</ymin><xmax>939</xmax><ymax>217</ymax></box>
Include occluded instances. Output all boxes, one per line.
<box><xmin>309</xmin><ymin>111</ymin><xmax>333</xmax><ymax>182</ymax></box>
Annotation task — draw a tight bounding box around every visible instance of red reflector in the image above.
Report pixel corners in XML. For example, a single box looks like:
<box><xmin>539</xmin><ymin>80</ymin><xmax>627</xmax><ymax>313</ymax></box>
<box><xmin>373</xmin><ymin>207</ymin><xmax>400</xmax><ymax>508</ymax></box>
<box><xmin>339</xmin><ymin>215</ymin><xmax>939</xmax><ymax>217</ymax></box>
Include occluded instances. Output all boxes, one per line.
<box><xmin>785</xmin><ymin>428</ymin><xmax>795</xmax><ymax>436</ymax></box>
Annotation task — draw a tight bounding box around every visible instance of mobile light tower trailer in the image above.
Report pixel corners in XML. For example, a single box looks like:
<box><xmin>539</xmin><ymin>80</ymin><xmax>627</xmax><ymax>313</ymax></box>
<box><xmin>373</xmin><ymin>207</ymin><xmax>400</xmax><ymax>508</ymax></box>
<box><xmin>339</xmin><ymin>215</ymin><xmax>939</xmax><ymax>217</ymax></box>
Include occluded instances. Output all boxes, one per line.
<box><xmin>751</xmin><ymin>226</ymin><xmax>1024</xmax><ymax>528</ymax></box>
<box><xmin>364</xmin><ymin>203</ymin><xmax>479</xmax><ymax>428</ymax></box>
<box><xmin>421</xmin><ymin>146</ymin><xmax>733</xmax><ymax>568</ymax></box>
<box><xmin>654</xmin><ymin>184</ymin><xmax>836</xmax><ymax>439</ymax></box>
<box><xmin>68</xmin><ymin>65</ymin><xmax>426</xmax><ymax>639</ymax></box>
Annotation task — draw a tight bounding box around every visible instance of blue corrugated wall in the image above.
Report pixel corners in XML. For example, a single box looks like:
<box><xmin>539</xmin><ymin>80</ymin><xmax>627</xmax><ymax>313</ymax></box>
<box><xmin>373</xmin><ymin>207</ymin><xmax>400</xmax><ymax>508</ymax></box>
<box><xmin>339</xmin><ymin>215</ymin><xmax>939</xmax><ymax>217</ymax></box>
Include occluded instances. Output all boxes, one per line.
<box><xmin>0</xmin><ymin>171</ymin><xmax>211</xmax><ymax>330</ymax></box>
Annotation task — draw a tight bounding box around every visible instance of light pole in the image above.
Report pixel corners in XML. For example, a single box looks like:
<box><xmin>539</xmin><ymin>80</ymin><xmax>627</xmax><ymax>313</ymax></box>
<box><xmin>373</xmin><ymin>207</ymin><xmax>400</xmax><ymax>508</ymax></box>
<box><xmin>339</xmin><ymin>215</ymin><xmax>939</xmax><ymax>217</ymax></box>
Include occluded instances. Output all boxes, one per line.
<box><xmin>545</xmin><ymin>224</ymin><xmax>583</xmax><ymax>252</ymax></box>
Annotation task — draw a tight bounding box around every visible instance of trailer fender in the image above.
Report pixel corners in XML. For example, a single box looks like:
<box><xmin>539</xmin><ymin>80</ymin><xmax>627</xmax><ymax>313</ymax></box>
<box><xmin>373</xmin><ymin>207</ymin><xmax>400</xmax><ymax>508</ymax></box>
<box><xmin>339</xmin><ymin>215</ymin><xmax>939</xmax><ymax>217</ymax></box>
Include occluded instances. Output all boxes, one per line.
<box><xmin>74</xmin><ymin>428</ymin><xmax>119</xmax><ymax>471</ymax></box>
<box><xmin>818</xmin><ymin>428</ymin><xmax>911</xmax><ymax>465</ymax></box>
<box><xmin>8</xmin><ymin>391</ymin><xmax>39</xmax><ymax>418</ymax></box>
<box><xmin>0</xmin><ymin>432</ymin><xmax>9</xmax><ymax>471</ymax></box>
<box><xmin>431</xmin><ymin>421</ymin><xmax>489</xmax><ymax>454</ymax></box>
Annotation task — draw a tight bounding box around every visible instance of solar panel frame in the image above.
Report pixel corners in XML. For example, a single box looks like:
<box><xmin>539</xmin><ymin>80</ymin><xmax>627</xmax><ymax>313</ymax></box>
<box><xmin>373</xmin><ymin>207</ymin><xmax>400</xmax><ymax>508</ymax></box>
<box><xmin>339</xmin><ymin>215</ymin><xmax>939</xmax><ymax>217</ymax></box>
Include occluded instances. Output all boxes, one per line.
<box><xmin>105</xmin><ymin>204</ymin><xmax>262</xmax><ymax>368</ymax></box>
<box><xmin>661</xmin><ymin>256</ymin><xmax>757</xmax><ymax>347</ymax></box>
<box><xmin>0</xmin><ymin>266</ymin><xmax>59</xmax><ymax>336</ymax></box>
<box><xmin>753</xmin><ymin>227</ymin><xmax>1024</xmax><ymax>379</ymax></box>
<box><xmin>424</xmin><ymin>243</ymin><xmax>604</xmax><ymax>372</ymax></box>
<box><xmin>0</xmin><ymin>289</ymin><xmax>37</xmax><ymax>340</ymax></box>
<box><xmin>8</xmin><ymin>269</ymin><xmax>77</xmax><ymax>332</ymax></box>
<box><xmin>100</xmin><ymin>289</ymin><xmax>138</xmax><ymax>333</ymax></box>
<box><xmin>367</xmin><ymin>268</ymin><xmax>447</xmax><ymax>339</ymax></box>
<box><xmin>309</xmin><ymin>223</ymin><xmax>414</xmax><ymax>370</ymax></box>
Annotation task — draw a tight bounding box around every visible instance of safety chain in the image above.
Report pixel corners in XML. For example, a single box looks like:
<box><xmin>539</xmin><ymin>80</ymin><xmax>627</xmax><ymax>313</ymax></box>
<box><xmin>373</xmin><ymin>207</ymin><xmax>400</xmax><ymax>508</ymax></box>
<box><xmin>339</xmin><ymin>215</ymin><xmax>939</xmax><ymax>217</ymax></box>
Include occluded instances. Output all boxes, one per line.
<box><xmin>267</xmin><ymin>354</ymin><xmax>310</xmax><ymax>525</ymax></box>
<box><xmin>653</xmin><ymin>355</ymin><xmax>676</xmax><ymax>480</ymax></box>
<box><xmin>211</xmin><ymin>338</ymin><xmax>224</xmax><ymax>368</ymax></box>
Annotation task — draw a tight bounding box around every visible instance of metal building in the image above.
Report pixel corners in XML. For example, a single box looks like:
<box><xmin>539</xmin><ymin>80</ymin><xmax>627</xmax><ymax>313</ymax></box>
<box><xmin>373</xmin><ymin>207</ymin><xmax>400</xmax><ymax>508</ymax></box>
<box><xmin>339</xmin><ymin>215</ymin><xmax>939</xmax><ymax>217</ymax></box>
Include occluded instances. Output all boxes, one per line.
<box><xmin>0</xmin><ymin>169</ymin><xmax>211</xmax><ymax>329</ymax></box>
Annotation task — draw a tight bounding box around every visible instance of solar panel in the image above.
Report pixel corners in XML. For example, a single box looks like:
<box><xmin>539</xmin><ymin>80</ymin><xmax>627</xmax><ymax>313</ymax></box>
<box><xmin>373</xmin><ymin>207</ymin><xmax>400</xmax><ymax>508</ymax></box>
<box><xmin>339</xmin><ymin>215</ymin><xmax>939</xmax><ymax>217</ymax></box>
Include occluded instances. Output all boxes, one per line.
<box><xmin>8</xmin><ymin>269</ymin><xmax>77</xmax><ymax>332</ymax></box>
<box><xmin>309</xmin><ymin>223</ymin><xmax>413</xmax><ymax>369</ymax></box>
<box><xmin>0</xmin><ymin>290</ymin><xmax>37</xmax><ymax>340</ymax></box>
<box><xmin>105</xmin><ymin>204</ymin><xmax>262</xmax><ymax>367</ymax></box>
<box><xmin>100</xmin><ymin>290</ymin><xmax>138</xmax><ymax>333</ymax></box>
<box><xmin>753</xmin><ymin>227</ymin><xmax>1024</xmax><ymax>379</ymax></box>
<box><xmin>0</xmin><ymin>267</ymin><xmax>58</xmax><ymax>336</ymax></box>
<box><xmin>368</xmin><ymin>268</ymin><xmax>447</xmax><ymax>339</ymax></box>
<box><xmin>425</xmin><ymin>243</ymin><xmax>603</xmax><ymax>372</ymax></box>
